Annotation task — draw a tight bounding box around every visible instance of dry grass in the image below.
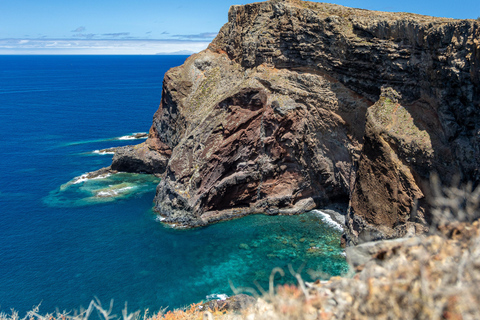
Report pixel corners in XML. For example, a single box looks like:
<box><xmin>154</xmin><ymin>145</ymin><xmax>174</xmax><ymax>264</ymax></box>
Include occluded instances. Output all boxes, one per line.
<box><xmin>0</xmin><ymin>299</ymin><xmax>140</xmax><ymax>320</ymax></box>
<box><xmin>0</xmin><ymin>300</ymin><xmax>228</xmax><ymax>320</ymax></box>
<box><xmin>428</xmin><ymin>174</ymin><xmax>480</xmax><ymax>230</ymax></box>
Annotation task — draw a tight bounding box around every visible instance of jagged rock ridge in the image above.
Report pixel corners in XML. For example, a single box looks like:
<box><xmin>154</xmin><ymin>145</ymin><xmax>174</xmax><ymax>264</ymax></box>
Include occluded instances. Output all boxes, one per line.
<box><xmin>109</xmin><ymin>0</ymin><xmax>480</xmax><ymax>242</ymax></box>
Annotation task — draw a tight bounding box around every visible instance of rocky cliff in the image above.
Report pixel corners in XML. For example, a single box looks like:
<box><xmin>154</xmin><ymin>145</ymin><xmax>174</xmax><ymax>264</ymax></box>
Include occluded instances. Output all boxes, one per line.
<box><xmin>110</xmin><ymin>0</ymin><xmax>480</xmax><ymax>242</ymax></box>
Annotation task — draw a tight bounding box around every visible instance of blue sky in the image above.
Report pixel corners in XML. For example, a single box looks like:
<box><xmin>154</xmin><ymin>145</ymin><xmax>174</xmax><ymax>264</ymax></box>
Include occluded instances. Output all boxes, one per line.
<box><xmin>1</xmin><ymin>0</ymin><xmax>478</xmax><ymax>54</ymax></box>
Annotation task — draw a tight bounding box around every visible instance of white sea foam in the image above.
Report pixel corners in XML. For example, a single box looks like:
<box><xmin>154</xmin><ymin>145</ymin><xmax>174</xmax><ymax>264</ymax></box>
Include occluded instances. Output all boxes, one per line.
<box><xmin>96</xmin><ymin>186</ymin><xmax>135</xmax><ymax>198</ymax></box>
<box><xmin>72</xmin><ymin>173</ymin><xmax>112</xmax><ymax>184</ymax></box>
<box><xmin>64</xmin><ymin>132</ymin><xmax>147</xmax><ymax>147</ymax></box>
<box><xmin>117</xmin><ymin>136</ymin><xmax>138</xmax><ymax>140</ymax></box>
<box><xmin>312</xmin><ymin>209</ymin><xmax>344</xmax><ymax>231</ymax></box>
<box><xmin>91</xmin><ymin>173</ymin><xmax>112</xmax><ymax>180</ymax></box>
<box><xmin>93</xmin><ymin>150</ymin><xmax>115</xmax><ymax>155</ymax></box>
<box><xmin>72</xmin><ymin>174</ymin><xmax>89</xmax><ymax>184</ymax></box>
<box><xmin>116</xmin><ymin>132</ymin><xmax>148</xmax><ymax>140</ymax></box>
<box><xmin>96</xmin><ymin>190</ymin><xmax>117</xmax><ymax>197</ymax></box>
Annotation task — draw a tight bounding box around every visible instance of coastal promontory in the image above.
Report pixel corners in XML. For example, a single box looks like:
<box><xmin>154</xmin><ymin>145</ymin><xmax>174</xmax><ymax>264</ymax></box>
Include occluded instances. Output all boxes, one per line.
<box><xmin>107</xmin><ymin>0</ymin><xmax>479</xmax><ymax>243</ymax></box>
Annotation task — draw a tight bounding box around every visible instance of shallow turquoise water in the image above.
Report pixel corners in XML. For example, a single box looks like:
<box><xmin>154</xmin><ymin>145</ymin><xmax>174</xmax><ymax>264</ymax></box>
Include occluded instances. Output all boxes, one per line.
<box><xmin>43</xmin><ymin>169</ymin><xmax>348</xmax><ymax>312</ymax></box>
<box><xmin>43</xmin><ymin>170</ymin><xmax>348</xmax><ymax>312</ymax></box>
<box><xmin>45</xmin><ymin>171</ymin><xmax>161</xmax><ymax>207</ymax></box>
<box><xmin>0</xmin><ymin>55</ymin><xmax>349</xmax><ymax>315</ymax></box>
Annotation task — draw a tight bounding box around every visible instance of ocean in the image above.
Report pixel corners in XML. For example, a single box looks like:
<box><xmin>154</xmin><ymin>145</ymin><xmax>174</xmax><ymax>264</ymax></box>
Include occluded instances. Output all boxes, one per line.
<box><xmin>0</xmin><ymin>55</ymin><xmax>348</xmax><ymax>315</ymax></box>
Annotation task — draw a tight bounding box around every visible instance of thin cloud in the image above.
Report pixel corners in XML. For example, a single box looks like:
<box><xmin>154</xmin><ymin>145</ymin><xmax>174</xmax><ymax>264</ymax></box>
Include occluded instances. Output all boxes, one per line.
<box><xmin>0</xmin><ymin>38</ymin><xmax>210</xmax><ymax>55</ymax></box>
<box><xmin>73</xmin><ymin>33</ymin><xmax>96</xmax><ymax>39</ymax></box>
<box><xmin>102</xmin><ymin>32</ymin><xmax>130</xmax><ymax>37</ymax></box>
<box><xmin>172</xmin><ymin>32</ymin><xmax>218</xmax><ymax>39</ymax></box>
<box><xmin>71</xmin><ymin>26</ymin><xmax>86</xmax><ymax>33</ymax></box>
<box><xmin>156</xmin><ymin>49</ymin><xmax>195</xmax><ymax>55</ymax></box>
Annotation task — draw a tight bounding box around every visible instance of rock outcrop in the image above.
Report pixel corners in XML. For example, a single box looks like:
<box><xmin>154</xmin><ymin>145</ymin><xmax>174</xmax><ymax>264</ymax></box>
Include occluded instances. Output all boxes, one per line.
<box><xmin>110</xmin><ymin>142</ymin><xmax>169</xmax><ymax>174</ymax></box>
<box><xmin>108</xmin><ymin>0</ymin><xmax>480</xmax><ymax>241</ymax></box>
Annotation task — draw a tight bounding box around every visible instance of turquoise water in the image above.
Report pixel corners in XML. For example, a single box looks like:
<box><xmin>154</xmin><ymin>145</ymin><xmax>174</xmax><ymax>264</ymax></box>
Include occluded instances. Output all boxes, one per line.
<box><xmin>45</xmin><ymin>171</ymin><xmax>161</xmax><ymax>207</ymax></box>
<box><xmin>0</xmin><ymin>55</ymin><xmax>348</xmax><ymax>315</ymax></box>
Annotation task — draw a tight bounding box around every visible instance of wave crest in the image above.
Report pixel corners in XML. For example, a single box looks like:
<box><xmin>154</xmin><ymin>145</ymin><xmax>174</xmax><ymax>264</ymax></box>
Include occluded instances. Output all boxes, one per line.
<box><xmin>311</xmin><ymin>209</ymin><xmax>344</xmax><ymax>231</ymax></box>
<box><xmin>45</xmin><ymin>172</ymin><xmax>160</xmax><ymax>207</ymax></box>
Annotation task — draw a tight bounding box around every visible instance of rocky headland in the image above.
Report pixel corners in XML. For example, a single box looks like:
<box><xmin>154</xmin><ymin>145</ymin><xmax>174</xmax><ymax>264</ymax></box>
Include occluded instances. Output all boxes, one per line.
<box><xmin>99</xmin><ymin>0</ymin><xmax>479</xmax><ymax>243</ymax></box>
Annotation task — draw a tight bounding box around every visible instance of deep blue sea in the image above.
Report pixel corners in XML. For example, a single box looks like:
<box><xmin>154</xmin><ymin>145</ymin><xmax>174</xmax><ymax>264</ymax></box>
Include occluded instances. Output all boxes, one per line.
<box><xmin>0</xmin><ymin>55</ymin><xmax>348</xmax><ymax>316</ymax></box>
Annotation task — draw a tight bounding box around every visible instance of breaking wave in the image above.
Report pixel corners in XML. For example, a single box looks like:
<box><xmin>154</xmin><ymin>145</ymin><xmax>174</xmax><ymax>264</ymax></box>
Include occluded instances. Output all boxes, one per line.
<box><xmin>70</xmin><ymin>172</ymin><xmax>112</xmax><ymax>185</ymax></box>
<box><xmin>62</xmin><ymin>132</ymin><xmax>148</xmax><ymax>147</ymax></box>
<box><xmin>311</xmin><ymin>209</ymin><xmax>344</xmax><ymax>231</ymax></box>
<box><xmin>116</xmin><ymin>133</ymin><xmax>148</xmax><ymax>140</ymax></box>
<box><xmin>92</xmin><ymin>150</ymin><xmax>116</xmax><ymax>155</ymax></box>
<box><xmin>45</xmin><ymin>172</ymin><xmax>160</xmax><ymax>207</ymax></box>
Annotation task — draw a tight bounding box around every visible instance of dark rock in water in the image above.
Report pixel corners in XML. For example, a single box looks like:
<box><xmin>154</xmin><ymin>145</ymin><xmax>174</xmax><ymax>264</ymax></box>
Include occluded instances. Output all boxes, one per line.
<box><xmin>131</xmin><ymin>132</ymin><xmax>148</xmax><ymax>139</ymax></box>
<box><xmin>103</xmin><ymin>0</ymin><xmax>480</xmax><ymax>240</ymax></box>
<box><xmin>82</xmin><ymin>167</ymin><xmax>118</xmax><ymax>179</ymax></box>
<box><xmin>111</xmin><ymin>142</ymin><xmax>169</xmax><ymax>174</ymax></box>
<box><xmin>95</xmin><ymin>147</ymin><xmax>119</xmax><ymax>154</ymax></box>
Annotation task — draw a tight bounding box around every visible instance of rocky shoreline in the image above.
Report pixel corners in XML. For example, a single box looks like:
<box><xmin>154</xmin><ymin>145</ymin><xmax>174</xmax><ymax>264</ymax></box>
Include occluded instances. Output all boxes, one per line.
<box><xmin>5</xmin><ymin>1</ymin><xmax>479</xmax><ymax>318</ymax></box>
<box><xmin>91</xmin><ymin>0</ymin><xmax>479</xmax><ymax>245</ymax></box>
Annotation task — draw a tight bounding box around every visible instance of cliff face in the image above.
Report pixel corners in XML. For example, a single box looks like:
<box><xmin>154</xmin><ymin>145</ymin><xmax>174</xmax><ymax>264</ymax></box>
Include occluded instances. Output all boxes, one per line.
<box><xmin>151</xmin><ymin>52</ymin><xmax>363</xmax><ymax>226</ymax></box>
<box><xmin>113</xmin><ymin>0</ymin><xmax>480</xmax><ymax>242</ymax></box>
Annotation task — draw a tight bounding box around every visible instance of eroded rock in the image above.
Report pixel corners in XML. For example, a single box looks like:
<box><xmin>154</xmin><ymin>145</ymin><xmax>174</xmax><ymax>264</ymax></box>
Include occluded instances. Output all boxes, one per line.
<box><xmin>111</xmin><ymin>142</ymin><xmax>168</xmax><ymax>174</ymax></box>
<box><xmin>106</xmin><ymin>0</ymin><xmax>479</xmax><ymax>238</ymax></box>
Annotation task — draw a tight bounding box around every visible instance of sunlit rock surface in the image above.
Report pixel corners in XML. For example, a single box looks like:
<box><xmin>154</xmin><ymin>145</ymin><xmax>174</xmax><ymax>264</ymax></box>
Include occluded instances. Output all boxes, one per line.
<box><xmin>108</xmin><ymin>0</ymin><xmax>480</xmax><ymax>241</ymax></box>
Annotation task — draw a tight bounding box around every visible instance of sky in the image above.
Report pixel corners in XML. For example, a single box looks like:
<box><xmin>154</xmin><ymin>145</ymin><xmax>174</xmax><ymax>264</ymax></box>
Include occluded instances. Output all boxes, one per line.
<box><xmin>0</xmin><ymin>0</ymin><xmax>478</xmax><ymax>55</ymax></box>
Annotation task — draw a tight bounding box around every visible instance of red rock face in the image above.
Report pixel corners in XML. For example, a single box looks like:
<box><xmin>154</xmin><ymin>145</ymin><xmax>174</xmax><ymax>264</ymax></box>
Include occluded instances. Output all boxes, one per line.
<box><xmin>152</xmin><ymin>75</ymin><xmax>361</xmax><ymax>226</ymax></box>
<box><xmin>107</xmin><ymin>1</ymin><xmax>480</xmax><ymax>241</ymax></box>
<box><xmin>143</xmin><ymin>48</ymin><xmax>370</xmax><ymax>227</ymax></box>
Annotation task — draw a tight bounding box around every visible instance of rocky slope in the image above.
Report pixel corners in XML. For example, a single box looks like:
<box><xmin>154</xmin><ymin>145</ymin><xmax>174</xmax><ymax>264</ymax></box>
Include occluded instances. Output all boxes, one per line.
<box><xmin>109</xmin><ymin>0</ymin><xmax>480</xmax><ymax>242</ymax></box>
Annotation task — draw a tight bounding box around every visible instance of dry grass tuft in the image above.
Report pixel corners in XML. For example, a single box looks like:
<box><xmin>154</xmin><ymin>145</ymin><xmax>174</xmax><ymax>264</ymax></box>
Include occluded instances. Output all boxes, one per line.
<box><xmin>148</xmin><ymin>303</ymin><xmax>203</xmax><ymax>320</ymax></box>
<box><xmin>429</xmin><ymin>174</ymin><xmax>480</xmax><ymax>231</ymax></box>
<box><xmin>0</xmin><ymin>298</ymin><xmax>140</xmax><ymax>320</ymax></box>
